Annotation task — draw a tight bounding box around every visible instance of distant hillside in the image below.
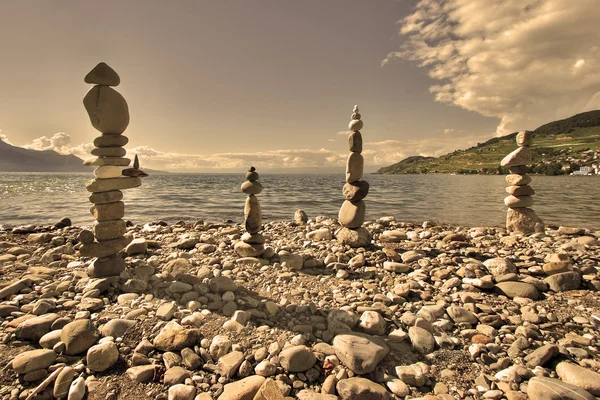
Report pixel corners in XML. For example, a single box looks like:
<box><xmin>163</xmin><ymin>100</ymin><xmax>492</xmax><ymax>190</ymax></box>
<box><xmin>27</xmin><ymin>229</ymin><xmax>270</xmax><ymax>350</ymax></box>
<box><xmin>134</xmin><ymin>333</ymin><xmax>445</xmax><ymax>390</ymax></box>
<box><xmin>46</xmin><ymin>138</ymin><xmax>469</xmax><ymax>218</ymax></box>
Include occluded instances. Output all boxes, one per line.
<box><xmin>0</xmin><ymin>138</ymin><xmax>90</xmax><ymax>172</ymax></box>
<box><xmin>377</xmin><ymin>110</ymin><xmax>600</xmax><ymax>175</ymax></box>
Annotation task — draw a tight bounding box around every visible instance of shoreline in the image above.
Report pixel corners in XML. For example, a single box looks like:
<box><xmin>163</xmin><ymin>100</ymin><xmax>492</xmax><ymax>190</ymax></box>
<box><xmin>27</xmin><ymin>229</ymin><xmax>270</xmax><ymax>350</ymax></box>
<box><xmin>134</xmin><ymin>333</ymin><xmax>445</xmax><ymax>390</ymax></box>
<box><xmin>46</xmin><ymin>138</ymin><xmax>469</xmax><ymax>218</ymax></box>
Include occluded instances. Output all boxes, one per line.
<box><xmin>0</xmin><ymin>215</ymin><xmax>599</xmax><ymax>399</ymax></box>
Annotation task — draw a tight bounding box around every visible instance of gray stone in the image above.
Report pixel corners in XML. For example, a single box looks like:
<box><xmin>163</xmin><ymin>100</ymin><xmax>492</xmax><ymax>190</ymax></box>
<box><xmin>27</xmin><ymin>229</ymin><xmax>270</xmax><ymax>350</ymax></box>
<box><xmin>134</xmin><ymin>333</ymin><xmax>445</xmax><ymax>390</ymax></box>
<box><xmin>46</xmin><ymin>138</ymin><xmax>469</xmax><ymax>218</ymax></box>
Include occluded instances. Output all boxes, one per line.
<box><xmin>294</xmin><ymin>209</ymin><xmax>308</xmax><ymax>224</ymax></box>
<box><xmin>507</xmin><ymin>207</ymin><xmax>545</xmax><ymax>234</ymax></box>
<box><xmin>348</xmin><ymin>119</ymin><xmax>363</xmax><ymax>132</ymax></box>
<box><xmin>244</xmin><ymin>195</ymin><xmax>262</xmax><ymax>234</ymax></box>
<box><xmin>544</xmin><ymin>272</ymin><xmax>581</xmax><ymax>292</ymax></box>
<box><xmin>333</xmin><ymin>333</ymin><xmax>389</xmax><ymax>374</ymax></box>
<box><xmin>343</xmin><ymin>181</ymin><xmax>369</xmax><ymax>201</ymax></box>
<box><xmin>87</xmin><ymin>341</ymin><xmax>119</xmax><ymax>372</ymax></box>
<box><xmin>408</xmin><ymin>326</ymin><xmax>435</xmax><ymax>354</ymax></box>
<box><xmin>241</xmin><ymin>180</ymin><xmax>263</xmax><ymax>195</ymax></box>
<box><xmin>93</xmin><ymin>134</ymin><xmax>128</xmax><ymax>148</ymax></box>
<box><xmin>527</xmin><ymin>377</ymin><xmax>594</xmax><ymax>400</ymax></box>
<box><xmin>83</xmin><ymin>85</ymin><xmax>129</xmax><ymax>134</ymax></box>
<box><xmin>506</xmin><ymin>185</ymin><xmax>535</xmax><ymax>196</ymax></box>
<box><xmin>348</xmin><ymin>131</ymin><xmax>362</xmax><ymax>152</ymax></box>
<box><xmin>217</xmin><ymin>375</ymin><xmax>265</xmax><ymax>400</ymax></box>
<box><xmin>16</xmin><ymin>313</ymin><xmax>60</xmax><ymax>341</ymax></box>
<box><xmin>12</xmin><ymin>349</ymin><xmax>57</xmax><ymax>374</ymax></box>
<box><xmin>85</xmin><ymin>62</ymin><xmax>120</xmax><ymax>86</ymax></box>
<box><xmin>126</xmin><ymin>365</ymin><xmax>157</xmax><ymax>383</ymax></box>
<box><xmin>524</xmin><ymin>344</ymin><xmax>558</xmax><ymax>368</ymax></box>
<box><xmin>338</xmin><ymin>200</ymin><xmax>365</xmax><ymax>228</ymax></box>
<box><xmin>278</xmin><ymin>345</ymin><xmax>316</xmax><ymax>372</ymax></box>
<box><xmin>556</xmin><ymin>362</ymin><xmax>600</xmax><ymax>395</ymax></box>
<box><xmin>234</xmin><ymin>241</ymin><xmax>265</xmax><ymax>257</ymax></box>
<box><xmin>85</xmin><ymin>177</ymin><xmax>141</xmax><ymax>193</ymax></box>
<box><xmin>346</xmin><ymin>152</ymin><xmax>364</xmax><ymax>183</ymax></box>
<box><xmin>501</xmin><ymin>146</ymin><xmax>531</xmax><ymax>167</ymax></box>
<box><xmin>504</xmin><ymin>195</ymin><xmax>534</xmax><ymax>208</ymax></box>
<box><xmin>90</xmin><ymin>201</ymin><xmax>124</xmax><ymax>221</ymax></box>
<box><xmin>101</xmin><ymin>319</ymin><xmax>135</xmax><ymax>338</ymax></box>
<box><xmin>89</xmin><ymin>190</ymin><xmax>124</xmax><ymax>205</ymax></box>
<box><xmin>91</xmin><ymin>146</ymin><xmax>127</xmax><ymax>157</ymax></box>
<box><xmin>516</xmin><ymin>131</ymin><xmax>533</xmax><ymax>147</ymax></box>
<box><xmin>336</xmin><ymin>227</ymin><xmax>371</xmax><ymax>248</ymax></box>
<box><xmin>153</xmin><ymin>321</ymin><xmax>201</xmax><ymax>351</ymax></box>
<box><xmin>506</xmin><ymin>174</ymin><xmax>532</xmax><ymax>186</ymax></box>
<box><xmin>88</xmin><ymin>255</ymin><xmax>126</xmax><ymax>277</ymax></box>
<box><xmin>336</xmin><ymin>377</ymin><xmax>390</xmax><ymax>400</ymax></box>
<box><xmin>61</xmin><ymin>319</ymin><xmax>100</xmax><ymax>355</ymax></box>
<box><xmin>54</xmin><ymin>366</ymin><xmax>76</xmax><ymax>399</ymax></box>
<box><xmin>125</xmin><ymin>238</ymin><xmax>147</xmax><ymax>255</ymax></box>
<box><xmin>495</xmin><ymin>281</ymin><xmax>539</xmax><ymax>300</ymax></box>
<box><xmin>93</xmin><ymin>219</ymin><xmax>127</xmax><ymax>240</ymax></box>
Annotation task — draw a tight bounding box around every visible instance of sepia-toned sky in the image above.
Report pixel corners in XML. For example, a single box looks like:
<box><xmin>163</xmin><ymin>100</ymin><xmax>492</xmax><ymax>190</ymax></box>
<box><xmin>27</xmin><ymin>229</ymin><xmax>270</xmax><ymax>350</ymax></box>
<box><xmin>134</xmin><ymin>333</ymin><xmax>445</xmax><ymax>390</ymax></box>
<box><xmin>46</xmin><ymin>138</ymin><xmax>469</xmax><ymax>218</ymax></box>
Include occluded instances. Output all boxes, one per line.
<box><xmin>1</xmin><ymin>0</ymin><xmax>599</xmax><ymax>172</ymax></box>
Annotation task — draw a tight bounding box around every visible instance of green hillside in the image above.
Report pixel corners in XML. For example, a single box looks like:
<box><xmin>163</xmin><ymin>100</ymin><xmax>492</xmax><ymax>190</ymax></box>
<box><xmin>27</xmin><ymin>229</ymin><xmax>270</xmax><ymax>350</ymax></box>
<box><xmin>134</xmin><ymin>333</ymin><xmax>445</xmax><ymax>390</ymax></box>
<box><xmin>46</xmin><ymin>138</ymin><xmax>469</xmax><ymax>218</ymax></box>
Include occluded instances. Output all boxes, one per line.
<box><xmin>377</xmin><ymin>110</ymin><xmax>600</xmax><ymax>175</ymax></box>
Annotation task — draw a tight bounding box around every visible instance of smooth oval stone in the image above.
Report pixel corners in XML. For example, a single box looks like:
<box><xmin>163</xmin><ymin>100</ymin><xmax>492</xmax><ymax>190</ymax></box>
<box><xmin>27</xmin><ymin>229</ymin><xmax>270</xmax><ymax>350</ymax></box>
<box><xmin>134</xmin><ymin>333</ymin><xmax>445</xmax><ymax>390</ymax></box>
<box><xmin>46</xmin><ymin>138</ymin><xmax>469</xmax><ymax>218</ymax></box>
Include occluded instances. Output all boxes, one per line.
<box><xmin>505</xmin><ymin>174</ymin><xmax>532</xmax><ymax>186</ymax></box>
<box><xmin>85</xmin><ymin>62</ymin><xmax>120</xmax><ymax>86</ymax></box>
<box><xmin>83</xmin><ymin>85</ymin><xmax>130</xmax><ymax>134</ymax></box>
<box><xmin>91</xmin><ymin>147</ymin><xmax>127</xmax><ymax>157</ymax></box>
<box><xmin>244</xmin><ymin>195</ymin><xmax>262</xmax><ymax>234</ymax></box>
<box><xmin>245</xmin><ymin>171</ymin><xmax>259</xmax><ymax>181</ymax></box>
<box><xmin>94</xmin><ymin>166</ymin><xmax>122</xmax><ymax>179</ymax></box>
<box><xmin>234</xmin><ymin>241</ymin><xmax>265</xmax><ymax>257</ymax></box>
<box><xmin>516</xmin><ymin>131</ymin><xmax>533</xmax><ymax>147</ymax></box>
<box><xmin>343</xmin><ymin>181</ymin><xmax>369</xmax><ymax>201</ymax></box>
<box><xmin>338</xmin><ymin>200</ymin><xmax>366</xmax><ymax>229</ymax></box>
<box><xmin>90</xmin><ymin>201</ymin><xmax>125</xmax><ymax>222</ymax></box>
<box><xmin>351</xmin><ymin>112</ymin><xmax>361</xmax><ymax>120</ymax></box>
<box><xmin>349</xmin><ymin>119</ymin><xmax>363</xmax><ymax>132</ymax></box>
<box><xmin>241</xmin><ymin>180</ymin><xmax>263</xmax><ymax>195</ymax></box>
<box><xmin>54</xmin><ymin>366</ymin><xmax>76</xmax><ymax>398</ymax></box>
<box><xmin>94</xmin><ymin>219</ymin><xmax>127</xmax><ymax>240</ymax></box>
<box><xmin>506</xmin><ymin>185</ymin><xmax>535</xmax><ymax>196</ymax></box>
<box><xmin>346</xmin><ymin>152</ymin><xmax>364</xmax><ymax>183</ymax></box>
<box><xmin>556</xmin><ymin>361</ymin><xmax>600</xmax><ymax>396</ymax></box>
<box><xmin>89</xmin><ymin>190</ymin><xmax>123</xmax><ymax>204</ymax></box>
<box><xmin>86</xmin><ymin>177</ymin><xmax>141</xmax><ymax>193</ymax></box>
<box><xmin>93</xmin><ymin>135</ymin><xmax>129</xmax><ymax>148</ymax></box>
<box><xmin>527</xmin><ymin>377</ymin><xmax>594</xmax><ymax>400</ymax></box>
<box><xmin>84</xmin><ymin>157</ymin><xmax>131</xmax><ymax>167</ymax></box>
<box><xmin>495</xmin><ymin>281</ymin><xmax>539</xmax><ymax>300</ymax></box>
<box><xmin>501</xmin><ymin>147</ymin><xmax>531</xmax><ymax>167</ymax></box>
<box><xmin>241</xmin><ymin>232</ymin><xmax>265</xmax><ymax>244</ymax></box>
<box><xmin>504</xmin><ymin>195</ymin><xmax>534</xmax><ymax>208</ymax></box>
<box><xmin>349</xmin><ymin>131</ymin><xmax>362</xmax><ymax>153</ymax></box>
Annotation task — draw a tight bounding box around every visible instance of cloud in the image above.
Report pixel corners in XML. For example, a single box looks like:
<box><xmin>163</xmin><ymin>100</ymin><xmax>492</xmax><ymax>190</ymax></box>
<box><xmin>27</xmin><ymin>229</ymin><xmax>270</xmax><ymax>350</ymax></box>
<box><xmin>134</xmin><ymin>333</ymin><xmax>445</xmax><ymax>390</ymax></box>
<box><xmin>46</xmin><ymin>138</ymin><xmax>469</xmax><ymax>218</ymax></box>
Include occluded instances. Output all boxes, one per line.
<box><xmin>383</xmin><ymin>0</ymin><xmax>600</xmax><ymax>135</ymax></box>
<box><xmin>0</xmin><ymin>131</ymin><xmax>12</xmax><ymax>145</ymax></box>
<box><xmin>21</xmin><ymin>132</ymin><xmax>94</xmax><ymax>158</ymax></box>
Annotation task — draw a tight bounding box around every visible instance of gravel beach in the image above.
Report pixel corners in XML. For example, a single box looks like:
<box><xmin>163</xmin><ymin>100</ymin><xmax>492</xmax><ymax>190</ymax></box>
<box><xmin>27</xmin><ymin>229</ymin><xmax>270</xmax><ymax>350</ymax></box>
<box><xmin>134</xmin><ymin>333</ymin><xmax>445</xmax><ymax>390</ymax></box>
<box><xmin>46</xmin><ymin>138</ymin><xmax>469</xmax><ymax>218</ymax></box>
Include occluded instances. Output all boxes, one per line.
<box><xmin>0</xmin><ymin>215</ymin><xmax>599</xmax><ymax>400</ymax></box>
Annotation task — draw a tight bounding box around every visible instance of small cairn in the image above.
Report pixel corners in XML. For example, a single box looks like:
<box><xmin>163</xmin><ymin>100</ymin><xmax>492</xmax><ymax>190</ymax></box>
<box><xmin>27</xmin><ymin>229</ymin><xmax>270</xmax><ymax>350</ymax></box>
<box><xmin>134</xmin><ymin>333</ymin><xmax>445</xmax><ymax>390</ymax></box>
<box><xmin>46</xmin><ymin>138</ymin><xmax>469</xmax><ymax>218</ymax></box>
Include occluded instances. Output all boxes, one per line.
<box><xmin>235</xmin><ymin>167</ymin><xmax>265</xmax><ymax>257</ymax></box>
<box><xmin>81</xmin><ymin>62</ymin><xmax>146</xmax><ymax>277</ymax></box>
<box><xmin>501</xmin><ymin>130</ymin><xmax>544</xmax><ymax>234</ymax></box>
<box><xmin>335</xmin><ymin>105</ymin><xmax>371</xmax><ymax>247</ymax></box>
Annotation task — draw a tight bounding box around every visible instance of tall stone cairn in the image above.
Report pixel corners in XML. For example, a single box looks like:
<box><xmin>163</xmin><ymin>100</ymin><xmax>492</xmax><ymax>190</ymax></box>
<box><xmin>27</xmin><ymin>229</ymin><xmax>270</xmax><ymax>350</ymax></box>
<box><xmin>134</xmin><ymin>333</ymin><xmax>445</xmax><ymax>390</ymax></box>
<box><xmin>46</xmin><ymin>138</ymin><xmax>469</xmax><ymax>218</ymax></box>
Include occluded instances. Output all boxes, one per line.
<box><xmin>234</xmin><ymin>167</ymin><xmax>266</xmax><ymax>257</ymax></box>
<box><xmin>335</xmin><ymin>105</ymin><xmax>371</xmax><ymax>247</ymax></box>
<box><xmin>501</xmin><ymin>130</ymin><xmax>544</xmax><ymax>234</ymax></box>
<box><xmin>80</xmin><ymin>62</ymin><xmax>144</xmax><ymax>278</ymax></box>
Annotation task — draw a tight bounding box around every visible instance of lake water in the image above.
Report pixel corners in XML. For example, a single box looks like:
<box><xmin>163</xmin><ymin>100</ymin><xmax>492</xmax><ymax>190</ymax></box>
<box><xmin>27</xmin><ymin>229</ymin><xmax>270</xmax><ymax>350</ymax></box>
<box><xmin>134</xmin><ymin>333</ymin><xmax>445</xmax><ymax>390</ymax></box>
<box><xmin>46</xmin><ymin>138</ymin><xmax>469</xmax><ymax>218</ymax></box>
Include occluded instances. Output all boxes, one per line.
<box><xmin>0</xmin><ymin>173</ymin><xmax>599</xmax><ymax>229</ymax></box>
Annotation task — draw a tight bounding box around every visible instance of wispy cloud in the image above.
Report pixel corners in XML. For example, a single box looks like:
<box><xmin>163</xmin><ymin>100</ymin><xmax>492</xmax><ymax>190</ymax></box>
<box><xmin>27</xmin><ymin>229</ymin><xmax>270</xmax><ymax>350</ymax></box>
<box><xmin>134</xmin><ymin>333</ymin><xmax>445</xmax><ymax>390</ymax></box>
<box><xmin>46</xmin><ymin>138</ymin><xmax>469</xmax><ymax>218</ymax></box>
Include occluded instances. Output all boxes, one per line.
<box><xmin>383</xmin><ymin>0</ymin><xmax>600</xmax><ymax>135</ymax></box>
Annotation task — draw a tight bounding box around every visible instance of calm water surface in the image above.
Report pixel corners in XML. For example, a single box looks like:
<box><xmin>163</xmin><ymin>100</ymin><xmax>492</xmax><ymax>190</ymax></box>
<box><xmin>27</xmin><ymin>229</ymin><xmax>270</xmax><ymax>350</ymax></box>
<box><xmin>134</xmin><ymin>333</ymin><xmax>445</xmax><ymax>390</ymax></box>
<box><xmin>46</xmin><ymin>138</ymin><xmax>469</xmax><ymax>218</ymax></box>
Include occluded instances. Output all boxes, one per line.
<box><xmin>0</xmin><ymin>173</ymin><xmax>598</xmax><ymax>229</ymax></box>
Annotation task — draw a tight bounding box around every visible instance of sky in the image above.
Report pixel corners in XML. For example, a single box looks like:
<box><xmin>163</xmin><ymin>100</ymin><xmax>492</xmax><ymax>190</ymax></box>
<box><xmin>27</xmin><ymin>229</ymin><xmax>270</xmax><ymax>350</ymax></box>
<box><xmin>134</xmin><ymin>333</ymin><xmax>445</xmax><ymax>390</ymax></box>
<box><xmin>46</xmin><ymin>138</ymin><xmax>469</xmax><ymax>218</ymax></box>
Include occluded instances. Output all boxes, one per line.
<box><xmin>0</xmin><ymin>0</ymin><xmax>599</xmax><ymax>172</ymax></box>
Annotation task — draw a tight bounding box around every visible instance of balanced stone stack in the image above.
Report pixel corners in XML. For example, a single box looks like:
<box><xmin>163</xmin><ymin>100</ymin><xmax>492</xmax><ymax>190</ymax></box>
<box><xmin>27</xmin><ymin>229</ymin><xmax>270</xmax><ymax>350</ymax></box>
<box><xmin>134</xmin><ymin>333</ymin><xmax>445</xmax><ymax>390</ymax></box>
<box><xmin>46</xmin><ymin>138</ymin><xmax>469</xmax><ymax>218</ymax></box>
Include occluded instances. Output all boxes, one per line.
<box><xmin>336</xmin><ymin>105</ymin><xmax>371</xmax><ymax>247</ymax></box>
<box><xmin>81</xmin><ymin>62</ymin><xmax>146</xmax><ymax>277</ymax></box>
<box><xmin>501</xmin><ymin>130</ymin><xmax>544</xmax><ymax>234</ymax></box>
<box><xmin>235</xmin><ymin>167</ymin><xmax>265</xmax><ymax>257</ymax></box>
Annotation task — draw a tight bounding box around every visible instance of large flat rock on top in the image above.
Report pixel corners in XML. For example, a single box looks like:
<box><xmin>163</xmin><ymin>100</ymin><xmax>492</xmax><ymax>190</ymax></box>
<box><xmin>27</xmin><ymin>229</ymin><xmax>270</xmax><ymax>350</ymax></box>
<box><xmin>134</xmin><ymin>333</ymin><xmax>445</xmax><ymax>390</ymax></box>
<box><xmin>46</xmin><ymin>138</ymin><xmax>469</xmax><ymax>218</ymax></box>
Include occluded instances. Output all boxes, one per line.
<box><xmin>333</xmin><ymin>332</ymin><xmax>389</xmax><ymax>374</ymax></box>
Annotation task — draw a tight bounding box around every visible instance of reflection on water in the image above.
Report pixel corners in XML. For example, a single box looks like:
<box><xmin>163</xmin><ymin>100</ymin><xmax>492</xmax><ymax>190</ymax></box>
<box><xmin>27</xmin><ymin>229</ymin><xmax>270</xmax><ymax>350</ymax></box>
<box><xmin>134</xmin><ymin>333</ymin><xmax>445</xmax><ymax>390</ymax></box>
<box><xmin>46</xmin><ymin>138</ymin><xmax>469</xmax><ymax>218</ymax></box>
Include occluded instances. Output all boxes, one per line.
<box><xmin>0</xmin><ymin>173</ymin><xmax>599</xmax><ymax>229</ymax></box>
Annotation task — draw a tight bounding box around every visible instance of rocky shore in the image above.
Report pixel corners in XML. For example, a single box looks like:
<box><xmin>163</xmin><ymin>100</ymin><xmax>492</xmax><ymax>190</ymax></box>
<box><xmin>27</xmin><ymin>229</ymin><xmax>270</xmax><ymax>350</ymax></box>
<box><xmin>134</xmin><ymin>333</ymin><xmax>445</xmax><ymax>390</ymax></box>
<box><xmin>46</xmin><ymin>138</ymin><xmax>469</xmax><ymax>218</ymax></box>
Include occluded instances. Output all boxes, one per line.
<box><xmin>0</xmin><ymin>215</ymin><xmax>599</xmax><ymax>400</ymax></box>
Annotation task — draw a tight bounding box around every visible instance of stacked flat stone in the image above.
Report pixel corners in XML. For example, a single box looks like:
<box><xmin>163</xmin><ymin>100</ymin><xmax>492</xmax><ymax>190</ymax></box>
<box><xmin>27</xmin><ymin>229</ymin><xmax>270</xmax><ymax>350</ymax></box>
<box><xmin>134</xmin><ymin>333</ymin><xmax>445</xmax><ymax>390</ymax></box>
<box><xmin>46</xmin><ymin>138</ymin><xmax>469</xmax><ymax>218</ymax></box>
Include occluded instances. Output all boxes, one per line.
<box><xmin>335</xmin><ymin>105</ymin><xmax>371</xmax><ymax>247</ymax></box>
<box><xmin>235</xmin><ymin>167</ymin><xmax>265</xmax><ymax>257</ymax></box>
<box><xmin>81</xmin><ymin>62</ymin><xmax>143</xmax><ymax>278</ymax></box>
<box><xmin>501</xmin><ymin>130</ymin><xmax>544</xmax><ymax>234</ymax></box>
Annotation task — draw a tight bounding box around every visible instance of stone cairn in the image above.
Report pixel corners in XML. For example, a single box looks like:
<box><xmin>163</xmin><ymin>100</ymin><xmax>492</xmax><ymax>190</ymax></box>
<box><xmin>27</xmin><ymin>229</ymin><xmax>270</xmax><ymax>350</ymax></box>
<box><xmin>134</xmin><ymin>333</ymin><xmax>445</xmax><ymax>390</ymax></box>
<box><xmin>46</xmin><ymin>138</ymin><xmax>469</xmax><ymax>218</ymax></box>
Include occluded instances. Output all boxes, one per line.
<box><xmin>501</xmin><ymin>130</ymin><xmax>544</xmax><ymax>234</ymax></box>
<box><xmin>335</xmin><ymin>105</ymin><xmax>371</xmax><ymax>247</ymax></box>
<box><xmin>234</xmin><ymin>167</ymin><xmax>266</xmax><ymax>257</ymax></box>
<box><xmin>80</xmin><ymin>62</ymin><xmax>147</xmax><ymax>277</ymax></box>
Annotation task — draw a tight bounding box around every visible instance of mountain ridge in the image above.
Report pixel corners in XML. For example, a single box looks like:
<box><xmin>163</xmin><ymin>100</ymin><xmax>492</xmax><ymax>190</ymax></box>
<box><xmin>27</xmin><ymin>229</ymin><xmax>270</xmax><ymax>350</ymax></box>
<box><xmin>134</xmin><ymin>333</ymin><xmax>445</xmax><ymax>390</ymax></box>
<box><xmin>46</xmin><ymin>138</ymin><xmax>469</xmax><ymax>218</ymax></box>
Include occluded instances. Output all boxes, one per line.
<box><xmin>377</xmin><ymin>110</ymin><xmax>600</xmax><ymax>175</ymax></box>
